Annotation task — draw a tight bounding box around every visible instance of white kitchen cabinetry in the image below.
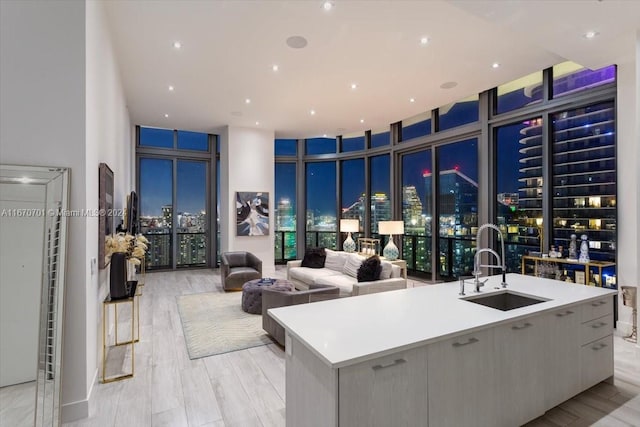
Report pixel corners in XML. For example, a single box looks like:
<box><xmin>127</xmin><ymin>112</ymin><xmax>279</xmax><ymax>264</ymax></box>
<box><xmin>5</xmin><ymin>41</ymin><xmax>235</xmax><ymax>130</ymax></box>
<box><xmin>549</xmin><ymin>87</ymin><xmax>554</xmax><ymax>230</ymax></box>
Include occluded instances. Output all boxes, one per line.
<box><xmin>545</xmin><ymin>307</ymin><xmax>581</xmax><ymax>409</ymax></box>
<box><xmin>495</xmin><ymin>315</ymin><xmax>548</xmax><ymax>426</ymax></box>
<box><xmin>580</xmin><ymin>297</ymin><xmax>614</xmax><ymax>390</ymax></box>
<box><xmin>339</xmin><ymin>345</ymin><xmax>429</xmax><ymax>427</ymax></box>
<box><xmin>427</xmin><ymin>329</ymin><xmax>496</xmax><ymax>427</ymax></box>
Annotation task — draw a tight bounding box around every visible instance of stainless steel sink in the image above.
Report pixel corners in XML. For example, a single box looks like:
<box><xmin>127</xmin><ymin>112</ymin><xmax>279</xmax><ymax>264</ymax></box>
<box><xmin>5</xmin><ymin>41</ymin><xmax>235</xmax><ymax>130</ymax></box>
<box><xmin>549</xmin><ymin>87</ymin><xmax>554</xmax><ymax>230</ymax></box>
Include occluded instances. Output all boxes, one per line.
<box><xmin>462</xmin><ymin>290</ymin><xmax>549</xmax><ymax>311</ymax></box>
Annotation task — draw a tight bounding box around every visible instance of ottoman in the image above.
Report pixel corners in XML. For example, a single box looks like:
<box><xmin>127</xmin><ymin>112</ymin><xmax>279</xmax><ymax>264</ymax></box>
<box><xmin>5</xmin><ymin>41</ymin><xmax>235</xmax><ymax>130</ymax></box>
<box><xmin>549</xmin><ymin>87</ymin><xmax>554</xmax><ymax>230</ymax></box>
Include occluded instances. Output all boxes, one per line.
<box><xmin>241</xmin><ymin>279</ymin><xmax>295</xmax><ymax>314</ymax></box>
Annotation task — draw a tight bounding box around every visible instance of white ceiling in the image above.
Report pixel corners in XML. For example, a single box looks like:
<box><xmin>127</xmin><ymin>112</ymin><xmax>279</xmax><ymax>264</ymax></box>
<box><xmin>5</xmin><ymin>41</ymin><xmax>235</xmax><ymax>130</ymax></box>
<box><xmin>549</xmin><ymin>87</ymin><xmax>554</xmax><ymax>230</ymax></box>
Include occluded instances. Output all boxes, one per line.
<box><xmin>104</xmin><ymin>0</ymin><xmax>640</xmax><ymax>139</ymax></box>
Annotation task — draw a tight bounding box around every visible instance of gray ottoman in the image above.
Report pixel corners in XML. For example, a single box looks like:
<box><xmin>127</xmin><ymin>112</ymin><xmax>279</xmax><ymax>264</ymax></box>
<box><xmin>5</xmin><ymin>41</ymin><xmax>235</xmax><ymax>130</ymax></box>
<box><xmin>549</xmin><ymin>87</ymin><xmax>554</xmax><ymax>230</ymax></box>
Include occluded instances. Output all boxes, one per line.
<box><xmin>241</xmin><ymin>279</ymin><xmax>295</xmax><ymax>314</ymax></box>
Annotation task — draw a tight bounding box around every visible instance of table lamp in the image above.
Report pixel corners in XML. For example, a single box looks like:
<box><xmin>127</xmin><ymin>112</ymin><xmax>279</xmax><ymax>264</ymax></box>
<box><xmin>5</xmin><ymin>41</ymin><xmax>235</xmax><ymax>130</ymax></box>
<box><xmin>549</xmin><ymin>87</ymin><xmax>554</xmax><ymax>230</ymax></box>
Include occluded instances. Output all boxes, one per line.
<box><xmin>340</xmin><ymin>219</ymin><xmax>359</xmax><ymax>253</ymax></box>
<box><xmin>535</xmin><ymin>217</ymin><xmax>543</xmax><ymax>253</ymax></box>
<box><xmin>379</xmin><ymin>220</ymin><xmax>404</xmax><ymax>261</ymax></box>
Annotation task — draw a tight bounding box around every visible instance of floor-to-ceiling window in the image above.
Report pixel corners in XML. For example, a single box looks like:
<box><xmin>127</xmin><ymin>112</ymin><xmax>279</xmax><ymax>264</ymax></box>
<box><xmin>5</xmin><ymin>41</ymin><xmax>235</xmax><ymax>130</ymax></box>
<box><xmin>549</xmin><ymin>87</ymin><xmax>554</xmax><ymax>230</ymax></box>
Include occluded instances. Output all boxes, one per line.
<box><xmin>136</xmin><ymin>126</ymin><xmax>216</xmax><ymax>270</ymax></box>
<box><xmin>401</xmin><ymin>149</ymin><xmax>433</xmax><ymax>278</ymax></box>
<box><xmin>436</xmin><ymin>138</ymin><xmax>478</xmax><ymax>278</ymax></box>
<box><xmin>495</xmin><ymin>119</ymin><xmax>543</xmax><ymax>271</ymax></box>
<box><xmin>370</xmin><ymin>154</ymin><xmax>390</xmax><ymax>235</ymax></box>
<box><xmin>275</xmin><ymin>139</ymin><xmax>298</xmax><ymax>263</ymax></box>
<box><xmin>340</xmin><ymin>158</ymin><xmax>365</xmax><ymax>249</ymax></box>
<box><xmin>306</xmin><ymin>161</ymin><xmax>337</xmax><ymax>248</ymax></box>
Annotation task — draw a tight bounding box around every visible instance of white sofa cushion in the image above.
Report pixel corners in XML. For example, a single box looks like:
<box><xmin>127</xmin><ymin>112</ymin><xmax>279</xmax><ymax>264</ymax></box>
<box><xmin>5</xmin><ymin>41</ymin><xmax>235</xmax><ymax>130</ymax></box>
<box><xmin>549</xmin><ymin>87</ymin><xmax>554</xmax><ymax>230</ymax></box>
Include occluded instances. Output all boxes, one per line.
<box><xmin>315</xmin><ymin>274</ymin><xmax>357</xmax><ymax>296</ymax></box>
<box><xmin>324</xmin><ymin>248</ymin><xmax>348</xmax><ymax>272</ymax></box>
<box><xmin>289</xmin><ymin>266</ymin><xmax>342</xmax><ymax>286</ymax></box>
<box><xmin>343</xmin><ymin>253</ymin><xmax>365</xmax><ymax>278</ymax></box>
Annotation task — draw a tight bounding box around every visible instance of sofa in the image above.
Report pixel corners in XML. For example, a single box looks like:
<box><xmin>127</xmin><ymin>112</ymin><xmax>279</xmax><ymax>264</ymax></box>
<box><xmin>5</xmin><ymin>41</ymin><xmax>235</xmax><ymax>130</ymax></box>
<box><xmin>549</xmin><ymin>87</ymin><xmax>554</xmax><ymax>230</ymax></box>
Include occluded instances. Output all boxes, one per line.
<box><xmin>286</xmin><ymin>249</ymin><xmax>407</xmax><ymax>296</ymax></box>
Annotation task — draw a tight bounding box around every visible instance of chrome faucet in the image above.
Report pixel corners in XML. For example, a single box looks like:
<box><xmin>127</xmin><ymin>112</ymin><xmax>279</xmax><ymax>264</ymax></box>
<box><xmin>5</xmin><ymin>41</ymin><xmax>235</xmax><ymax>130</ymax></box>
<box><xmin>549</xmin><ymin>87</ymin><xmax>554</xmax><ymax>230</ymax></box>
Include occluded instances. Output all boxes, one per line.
<box><xmin>473</xmin><ymin>223</ymin><xmax>508</xmax><ymax>290</ymax></box>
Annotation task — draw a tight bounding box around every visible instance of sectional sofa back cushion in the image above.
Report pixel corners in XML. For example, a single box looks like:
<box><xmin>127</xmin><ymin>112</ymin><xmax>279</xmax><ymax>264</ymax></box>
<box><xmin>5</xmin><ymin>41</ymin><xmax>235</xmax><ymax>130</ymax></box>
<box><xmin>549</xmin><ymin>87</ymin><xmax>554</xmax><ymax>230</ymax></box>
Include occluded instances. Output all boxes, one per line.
<box><xmin>301</xmin><ymin>247</ymin><xmax>326</xmax><ymax>268</ymax></box>
<box><xmin>324</xmin><ymin>249</ymin><xmax>348</xmax><ymax>272</ymax></box>
<box><xmin>343</xmin><ymin>253</ymin><xmax>365</xmax><ymax>278</ymax></box>
<box><xmin>357</xmin><ymin>256</ymin><xmax>382</xmax><ymax>282</ymax></box>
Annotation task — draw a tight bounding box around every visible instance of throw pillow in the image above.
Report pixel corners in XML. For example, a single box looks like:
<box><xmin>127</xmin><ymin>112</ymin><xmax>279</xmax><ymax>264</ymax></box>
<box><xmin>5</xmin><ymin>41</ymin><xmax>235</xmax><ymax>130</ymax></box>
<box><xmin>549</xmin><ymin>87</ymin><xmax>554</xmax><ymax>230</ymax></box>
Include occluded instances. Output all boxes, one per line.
<box><xmin>343</xmin><ymin>253</ymin><xmax>365</xmax><ymax>278</ymax></box>
<box><xmin>324</xmin><ymin>249</ymin><xmax>347</xmax><ymax>272</ymax></box>
<box><xmin>357</xmin><ymin>255</ymin><xmax>382</xmax><ymax>282</ymax></box>
<box><xmin>301</xmin><ymin>247</ymin><xmax>326</xmax><ymax>268</ymax></box>
<box><xmin>380</xmin><ymin>260</ymin><xmax>393</xmax><ymax>280</ymax></box>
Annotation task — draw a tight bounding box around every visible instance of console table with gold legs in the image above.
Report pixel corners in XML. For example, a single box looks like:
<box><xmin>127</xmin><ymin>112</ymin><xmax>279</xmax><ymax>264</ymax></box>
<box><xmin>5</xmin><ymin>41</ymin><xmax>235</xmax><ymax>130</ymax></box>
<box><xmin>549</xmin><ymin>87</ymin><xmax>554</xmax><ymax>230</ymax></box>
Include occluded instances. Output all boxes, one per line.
<box><xmin>102</xmin><ymin>294</ymin><xmax>136</xmax><ymax>383</ymax></box>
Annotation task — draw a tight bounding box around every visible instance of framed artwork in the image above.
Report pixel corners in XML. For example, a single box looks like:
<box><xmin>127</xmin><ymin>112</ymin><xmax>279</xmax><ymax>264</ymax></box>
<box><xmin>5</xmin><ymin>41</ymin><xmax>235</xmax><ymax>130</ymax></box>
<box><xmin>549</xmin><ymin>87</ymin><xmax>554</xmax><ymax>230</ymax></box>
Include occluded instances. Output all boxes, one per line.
<box><xmin>98</xmin><ymin>163</ymin><xmax>114</xmax><ymax>269</ymax></box>
<box><xmin>236</xmin><ymin>191</ymin><xmax>269</xmax><ymax>236</ymax></box>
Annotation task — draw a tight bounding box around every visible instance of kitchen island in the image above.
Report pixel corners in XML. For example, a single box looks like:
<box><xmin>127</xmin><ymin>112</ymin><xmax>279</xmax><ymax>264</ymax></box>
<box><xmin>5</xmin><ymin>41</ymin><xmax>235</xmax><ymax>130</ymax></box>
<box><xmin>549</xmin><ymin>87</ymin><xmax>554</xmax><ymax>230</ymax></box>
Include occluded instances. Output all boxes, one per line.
<box><xmin>268</xmin><ymin>273</ymin><xmax>617</xmax><ymax>427</ymax></box>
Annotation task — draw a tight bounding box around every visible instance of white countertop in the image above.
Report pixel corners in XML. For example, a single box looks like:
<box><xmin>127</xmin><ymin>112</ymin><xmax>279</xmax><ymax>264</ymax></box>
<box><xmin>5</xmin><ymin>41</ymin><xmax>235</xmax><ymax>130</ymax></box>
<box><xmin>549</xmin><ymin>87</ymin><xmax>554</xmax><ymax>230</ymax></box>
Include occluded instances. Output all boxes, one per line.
<box><xmin>269</xmin><ymin>273</ymin><xmax>617</xmax><ymax>369</ymax></box>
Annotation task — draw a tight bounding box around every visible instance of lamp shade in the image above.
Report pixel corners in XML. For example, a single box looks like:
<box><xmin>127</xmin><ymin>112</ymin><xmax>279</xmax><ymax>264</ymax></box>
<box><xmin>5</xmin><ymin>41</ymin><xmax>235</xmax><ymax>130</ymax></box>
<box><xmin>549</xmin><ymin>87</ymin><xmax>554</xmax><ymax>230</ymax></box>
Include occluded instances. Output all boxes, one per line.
<box><xmin>340</xmin><ymin>219</ymin><xmax>360</xmax><ymax>233</ymax></box>
<box><xmin>378</xmin><ymin>221</ymin><xmax>404</xmax><ymax>236</ymax></box>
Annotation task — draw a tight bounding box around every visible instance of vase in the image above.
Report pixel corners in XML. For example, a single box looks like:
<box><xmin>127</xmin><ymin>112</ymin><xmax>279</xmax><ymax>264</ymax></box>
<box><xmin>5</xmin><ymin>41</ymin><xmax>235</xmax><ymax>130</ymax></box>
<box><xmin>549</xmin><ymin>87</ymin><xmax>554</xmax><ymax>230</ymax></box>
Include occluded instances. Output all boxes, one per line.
<box><xmin>110</xmin><ymin>252</ymin><xmax>129</xmax><ymax>300</ymax></box>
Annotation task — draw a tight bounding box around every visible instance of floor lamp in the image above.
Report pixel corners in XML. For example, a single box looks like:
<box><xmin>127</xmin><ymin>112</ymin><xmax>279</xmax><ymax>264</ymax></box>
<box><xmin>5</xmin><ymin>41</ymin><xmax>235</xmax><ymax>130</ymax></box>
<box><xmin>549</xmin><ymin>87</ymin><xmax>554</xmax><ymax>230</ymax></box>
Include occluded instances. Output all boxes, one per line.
<box><xmin>340</xmin><ymin>219</ymin><xmax>359</xmax><ymax>253</ymax></box>
<box><xmin>379</xmin><ymin>221</ymin><xmax>404</xmax><ymax>261</ymax></box>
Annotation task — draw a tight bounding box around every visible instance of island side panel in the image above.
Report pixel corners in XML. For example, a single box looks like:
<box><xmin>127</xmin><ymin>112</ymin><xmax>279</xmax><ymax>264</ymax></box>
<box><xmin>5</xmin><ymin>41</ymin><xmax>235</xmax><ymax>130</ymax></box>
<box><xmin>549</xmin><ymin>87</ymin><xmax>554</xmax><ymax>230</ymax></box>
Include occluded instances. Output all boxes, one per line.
<box><xmin>286</xmin><ymin>334</ymin><xmax>339</xmax><ymax>427</ymax></box>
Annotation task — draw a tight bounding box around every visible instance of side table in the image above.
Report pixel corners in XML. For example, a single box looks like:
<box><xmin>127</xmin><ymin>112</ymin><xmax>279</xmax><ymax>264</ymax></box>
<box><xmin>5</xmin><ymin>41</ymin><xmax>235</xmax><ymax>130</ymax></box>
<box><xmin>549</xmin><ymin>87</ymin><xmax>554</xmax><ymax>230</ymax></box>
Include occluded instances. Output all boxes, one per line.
<box><xmin>102</xmin><ymin>294</ymin><xmax>136</xmax><ymax>383</ymax></box>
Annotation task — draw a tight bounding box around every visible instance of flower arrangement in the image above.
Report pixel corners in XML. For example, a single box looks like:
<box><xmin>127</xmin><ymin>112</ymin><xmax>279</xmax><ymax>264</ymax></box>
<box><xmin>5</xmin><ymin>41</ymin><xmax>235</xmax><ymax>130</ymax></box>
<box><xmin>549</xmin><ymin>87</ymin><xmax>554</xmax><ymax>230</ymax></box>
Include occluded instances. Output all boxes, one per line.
<box><xmin>104</xmin><ymin>232</ymin><xmax>149</xmax><ymax>266</ymax></box>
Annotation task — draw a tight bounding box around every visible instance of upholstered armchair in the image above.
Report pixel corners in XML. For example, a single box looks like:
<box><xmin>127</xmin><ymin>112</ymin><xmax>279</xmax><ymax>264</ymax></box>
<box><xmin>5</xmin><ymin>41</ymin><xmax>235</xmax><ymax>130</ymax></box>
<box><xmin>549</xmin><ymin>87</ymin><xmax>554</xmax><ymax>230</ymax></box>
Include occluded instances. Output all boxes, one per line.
<box><xmin>221</xmin><ymin>251</ymin><xmax>262</xmax><ymax>291</ymax></box>
<box><xmin>262</xmin><ymin>283</ymin><xmax>340</xmax><ymax>346</ymax></box>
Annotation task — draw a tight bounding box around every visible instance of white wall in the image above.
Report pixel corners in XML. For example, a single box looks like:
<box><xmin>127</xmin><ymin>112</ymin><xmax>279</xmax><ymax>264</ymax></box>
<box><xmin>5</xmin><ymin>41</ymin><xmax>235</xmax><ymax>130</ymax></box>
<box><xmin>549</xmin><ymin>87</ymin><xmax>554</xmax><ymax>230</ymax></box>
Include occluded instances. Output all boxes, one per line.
<box><xmin>0</xmin><ymin>0</ymin><xmax>132</xmax><ymax>421</ymax></box>
<box><xmin>614</xmin><ymin>30</ymin><xmax>640</xmax><ymax>336</ymax></box>
<box><xmin>0</xmin><ymin>0</ymin><xmax>89</xmax><ymax>420</ymax></box>
<box><xmin>85</xmin><ymin>0</ymin><xmax>132</xmax><ymax>415</ymax></box>
<box><xmin>220</xmin><ymin>126</ymin><xmax>275</xmax><ymax>275</ymax></box>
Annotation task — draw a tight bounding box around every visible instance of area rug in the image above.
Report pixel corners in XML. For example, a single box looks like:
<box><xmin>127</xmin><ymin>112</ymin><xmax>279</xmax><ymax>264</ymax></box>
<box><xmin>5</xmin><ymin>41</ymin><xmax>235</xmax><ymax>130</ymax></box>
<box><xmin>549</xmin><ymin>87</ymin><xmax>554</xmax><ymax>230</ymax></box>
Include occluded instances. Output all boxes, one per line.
<box><xmin>176</xmin><ymin>291</ymin><xmax>272</xmax><ymax>359</ymax></box>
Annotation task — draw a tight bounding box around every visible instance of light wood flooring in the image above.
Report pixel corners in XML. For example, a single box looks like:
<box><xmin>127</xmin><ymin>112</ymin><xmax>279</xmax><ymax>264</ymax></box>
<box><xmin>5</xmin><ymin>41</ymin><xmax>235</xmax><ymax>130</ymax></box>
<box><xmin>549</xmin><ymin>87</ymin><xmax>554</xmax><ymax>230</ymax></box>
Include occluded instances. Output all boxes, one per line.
<box><xmin>46</xmin><ymin>269</ymin><xmax>640</xmax><ymax>426</ymax></box>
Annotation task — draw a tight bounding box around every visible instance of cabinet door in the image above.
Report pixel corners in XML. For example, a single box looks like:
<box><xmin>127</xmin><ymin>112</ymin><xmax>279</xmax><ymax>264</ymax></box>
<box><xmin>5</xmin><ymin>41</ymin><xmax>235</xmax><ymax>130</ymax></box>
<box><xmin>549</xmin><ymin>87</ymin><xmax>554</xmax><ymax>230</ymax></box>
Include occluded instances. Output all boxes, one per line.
<box><xmin>495</xmin><ymin>315</ymin><xmax>548</xmax><ymax>426</ymax></box>
<box><xmin>581</xmin><ymin>335</ymin><xmax>614</xmax><ymax>390</ymax></box>
<box><xmin>427</xmin><ymin>329</ymin><xmax>495</xmax><ymax>427</ymax></box>
<box><xmin>545</xmin><ymin>308</ymin><xmax>581</xmax><ymax>409</ymax></box>
<box><xmin>339</xmin><ymin>345</ymin><xmax>428</xmax><ymax>427</ymax></box>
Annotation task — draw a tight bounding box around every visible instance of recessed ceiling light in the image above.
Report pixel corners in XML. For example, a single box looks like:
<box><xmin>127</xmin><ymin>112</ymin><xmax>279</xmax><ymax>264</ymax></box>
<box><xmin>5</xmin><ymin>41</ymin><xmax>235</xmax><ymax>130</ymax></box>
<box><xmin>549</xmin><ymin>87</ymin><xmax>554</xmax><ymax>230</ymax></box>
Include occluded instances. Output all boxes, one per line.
<box><xmin>255</xmin><ymin>121</ymin><xmax>260</xmax><ymax>125</ymax></box>
<box><xmin>323</xmin><ymin>134</ymin><xmax>328</xmax><ymax>137</ymax></box>
<box><xmin>272</xmin><ymin>64</ymin><xmax>279</xmax><ymax>71</ymax></box>
<box><xmin>351</xmin><ymin>83</ymin><xmax>357</xmax><ymax>90</ymax></box>
<box><xmin>245</xmin><ymin>98</ymin><xmax>251</xmax><ymax>104</ymax></box>
<box><xmin>584</xmin><ymin>31</ymin><xmax>599</xmax><ymax>39</ymax></box>
<box><xmin>322</xmin><ymin>1</ymin><xmax>334</xmax><ymax>11</ymax></box>
<box><xmin>409</xmin><ymin>98</ymin><xmax>415</xmax><ymax>103</ymax></box>
<box><xmin>286</xmin><ymin>35</ymin><xmax>308</xmax><ymax>49</ymax></box>
<box><xmin>173</xmin><ymin>41</ymin><xmax>181</xmax><ymax>49</ymax></box>
<box><xmin>310</xmin><ymin>109</ymin><xmax>316</xmax><ymax>115</ymax></box>
<box><xmin>420</xmin><ymin>37</ymin><xmax>429</xmax><ymax>45</ymax></box>
<box><xmin>168</xmin><ymin>85</ymin><xmax>174</xmax><ymax>91</ymax></box>
<box><xmin>164</xmin><ymin>113</ymin><xmax>169</xmax><ymax>118</ymax></box>
<box><xmin>492</xmin><ymin>62</ymin><xmax>500</xmax><ymax>69</ymax></box>
<box><xmin>360</xmin><ymin>119</ymin><xmax>365</xmax><ymax>123</ymax></box>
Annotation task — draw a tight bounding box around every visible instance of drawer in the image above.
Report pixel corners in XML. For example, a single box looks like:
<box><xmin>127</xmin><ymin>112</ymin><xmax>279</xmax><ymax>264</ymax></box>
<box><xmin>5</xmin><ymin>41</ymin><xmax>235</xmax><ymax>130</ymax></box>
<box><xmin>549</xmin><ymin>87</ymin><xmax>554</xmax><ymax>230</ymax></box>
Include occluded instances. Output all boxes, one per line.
<box><xmin>580</xmin><ymin>335</ymin><xmax>614</xmax><ymax>390</ymax></box>
<box><xmin>581</xmin><ymin>313</ymin><xmax>613</xmax><ymax>345</ymax></box>
<box><xmin>581</xmin><ymin>297</ymin><xmax>612</xmax><ymax>322</ymax></box>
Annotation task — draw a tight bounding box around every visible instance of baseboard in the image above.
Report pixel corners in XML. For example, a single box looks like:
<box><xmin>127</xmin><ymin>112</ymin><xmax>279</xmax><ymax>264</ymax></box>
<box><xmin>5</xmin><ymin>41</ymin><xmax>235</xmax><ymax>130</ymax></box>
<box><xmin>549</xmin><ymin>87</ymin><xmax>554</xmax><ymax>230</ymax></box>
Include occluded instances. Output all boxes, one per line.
<box><xmin>61</xmin><ymin>369</ymin><xmax>97</xmax><ymax>423</ymax></box>
<box><xmin>61</xmin><ymin>397</ymin><xmax>89</xmax><ymax>423</ymax></box>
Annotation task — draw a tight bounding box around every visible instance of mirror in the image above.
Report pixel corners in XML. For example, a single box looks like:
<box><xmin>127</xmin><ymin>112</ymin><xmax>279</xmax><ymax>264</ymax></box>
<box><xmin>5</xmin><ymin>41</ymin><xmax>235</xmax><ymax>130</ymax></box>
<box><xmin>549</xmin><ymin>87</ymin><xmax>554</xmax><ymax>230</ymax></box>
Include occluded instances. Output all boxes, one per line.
<box><xmin>0</xmin><ymin>164</ymin><xmax>69</xmax><ymax>427</ymax></box>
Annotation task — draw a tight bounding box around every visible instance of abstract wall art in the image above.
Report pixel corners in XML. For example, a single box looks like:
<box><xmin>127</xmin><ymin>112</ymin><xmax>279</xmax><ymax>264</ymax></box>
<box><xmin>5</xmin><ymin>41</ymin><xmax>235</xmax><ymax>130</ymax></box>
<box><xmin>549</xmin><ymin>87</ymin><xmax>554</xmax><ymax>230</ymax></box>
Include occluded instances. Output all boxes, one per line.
<box><xmin>236</xmin><ymin>191</ymin><xmax>269</xmax><ymax>236</ymax></box>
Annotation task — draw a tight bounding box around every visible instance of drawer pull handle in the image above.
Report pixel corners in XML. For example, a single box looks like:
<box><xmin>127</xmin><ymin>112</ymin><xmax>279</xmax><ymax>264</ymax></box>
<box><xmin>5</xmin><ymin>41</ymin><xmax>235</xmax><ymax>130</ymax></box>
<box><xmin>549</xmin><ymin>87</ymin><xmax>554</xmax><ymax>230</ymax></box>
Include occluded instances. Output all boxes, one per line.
<box><xmin>591</xmin><ymin>322</ymin><xmax>607</xmax><ymax>329</ymax></box>
<box><xmin>372</xmin><ymin>358</ymin><xmax>406</xmax><ymax>371</ymax></box>
<box><xmin>556</xmin><ymin>310</ymin><xmax>574</xmax><ymax>317</ymax></box>
<box><xmin>512</xmin><ymin>322</ymin><xmax>533</xmax><ymax>330</ymax></box>
<box><xmin>452</xmin><ymin>337</ymin><xmax>479</xmax><ymax>347</ymax></box>
<box><xmin>591</xmin><ymin>300</ymin><xmax>607</xmax><ymax>307</ymax></box>
<box><xmin>592</xmin><ymin>343</ymin><xmax>608</xmax><ymax>351</ymax></box>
